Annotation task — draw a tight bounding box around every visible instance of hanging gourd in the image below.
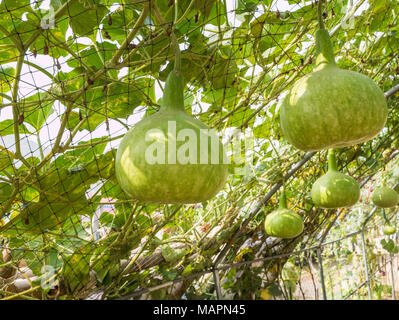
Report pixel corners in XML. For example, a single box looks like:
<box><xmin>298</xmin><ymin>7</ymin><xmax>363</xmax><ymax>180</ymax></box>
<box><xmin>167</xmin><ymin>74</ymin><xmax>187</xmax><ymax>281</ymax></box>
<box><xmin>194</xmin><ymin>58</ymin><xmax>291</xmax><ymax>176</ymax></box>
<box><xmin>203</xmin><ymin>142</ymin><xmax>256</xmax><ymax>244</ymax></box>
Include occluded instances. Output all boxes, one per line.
<box><xmin>115</xmin><ymin>33</ymin><xmax>228</xmax><ymax>204</ymax></box>
<box><xmin>371</xmin><ymin>186</ymin><xmax>399</xmax><ymax>208</ymax></box>
<box><xmin>264</xmin><ymin>190</ymin><xmax>304</xmax><ymax>239</ymax></box>
<box><xmin>279</xmin><ymin>1</ymin><xmax>387</xmax><ymax>152</ymax></box>
<box><xmin>311</xmin><ymin>149</ymin><xmax>360</xmax><ymax>208</ymax></box>
<box><xmin>381</xmin><ymin>208</ymin><xmax>396</xmax><ymax>235</ymax></box>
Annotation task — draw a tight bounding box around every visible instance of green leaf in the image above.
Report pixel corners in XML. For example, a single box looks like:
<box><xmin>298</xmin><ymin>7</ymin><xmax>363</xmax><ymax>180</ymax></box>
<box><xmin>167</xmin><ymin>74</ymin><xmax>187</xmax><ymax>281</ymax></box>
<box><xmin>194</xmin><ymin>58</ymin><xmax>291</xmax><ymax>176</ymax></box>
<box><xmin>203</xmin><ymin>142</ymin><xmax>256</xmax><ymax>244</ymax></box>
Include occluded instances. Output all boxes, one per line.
<box><xmin>68</xmin><ymin>0</ymin><xmax>108</xmax><ymax>37</ymax></box>
<box><xmin>0</xmin><ymin>149</ymin><xmax>14</xmax><ymax>172</ymax></box>
<box><xmin>101</xmin><ymin>180</ymin><xmax>129</xmax><ymax>200</ymax></box>
<box><xmin>24</xmin><ymin>93</ymin><xmax>54</xmax><ymax>131</ymax></box>
<box><xmin>62</xmin><ymin>245</ymin><xmax>93</xmax><ymax>294</ymax></box>
<box><xmin>104</xmin><ymin>7</ymin><xmax>139</xmax><ymax>43</ymax></box>
<box><xmin>0</xmin><ymin>66</ymin><xmax>15</xmax><ymax>99</ymax></box>
<box><xmin>209</xmin><ymin>49</ymin><xmax>239</xmax><ymax>90</ymax></box>
<box><xmin>0</xmin><ymin>119</ymin><xmax>31</xmax><ymax>136</ymax></box>
<box><xmin>159</xmin><ymin>266</ymin><xmax>178</xmax><ymax>281</ymax></box>
<box><xmin>67</xmin><ymin>41</ymin><xmax>118</xmax><ymax>72</ymax></box>
<box><xmin>194</xmin><ymin>0</ymin><xmax>216</xmax><ymax>18</ymax></box>
<box><xmin>161</xmin><ymin>245</ymin><xmax>188</xmax><ymax>263</ymax></box>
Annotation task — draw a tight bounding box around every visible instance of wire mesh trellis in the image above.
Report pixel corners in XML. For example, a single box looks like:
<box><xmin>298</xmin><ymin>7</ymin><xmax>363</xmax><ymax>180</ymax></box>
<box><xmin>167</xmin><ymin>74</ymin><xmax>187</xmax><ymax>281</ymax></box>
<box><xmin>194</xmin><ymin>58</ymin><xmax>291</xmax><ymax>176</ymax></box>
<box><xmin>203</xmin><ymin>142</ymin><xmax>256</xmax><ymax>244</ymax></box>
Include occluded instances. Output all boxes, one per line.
<box><xmin>0</xmin><ymin>0</ymin><xmax>398</xmax><ymax>300</ymax></box>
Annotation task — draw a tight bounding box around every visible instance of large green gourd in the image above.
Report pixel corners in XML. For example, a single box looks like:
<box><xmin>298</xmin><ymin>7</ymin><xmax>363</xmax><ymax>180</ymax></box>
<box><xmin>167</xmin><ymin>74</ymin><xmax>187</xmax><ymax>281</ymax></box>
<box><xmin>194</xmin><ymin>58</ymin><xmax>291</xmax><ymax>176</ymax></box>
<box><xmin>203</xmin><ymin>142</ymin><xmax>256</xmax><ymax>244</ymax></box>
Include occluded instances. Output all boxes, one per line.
<box><xmin>115</xmin><ymin>70</ymin><xmax>228</xmax><ymax>204</ymax></box>
<box><xmin>264</xmin><ymin>191</ymin><xmax>304</xmax><ymax>239</ymax></box>
<box><xmin>280</xmin><ymin>29</ymin><xmax>387</xmax><ymax>151</ymax></box>
<box><xmin>311</xmin><ymin>149</ymin><xmax>360</xmax><ymax>208</ymax></box>
<box><xmin>371</xmin><ymin>186</ymin><xmax>399</xmax><ymax>208</ymax></box>
<box><xmin>383</xmin><ymin>225</ymin><xmax>396</xmax><ymax>236</ymax></box>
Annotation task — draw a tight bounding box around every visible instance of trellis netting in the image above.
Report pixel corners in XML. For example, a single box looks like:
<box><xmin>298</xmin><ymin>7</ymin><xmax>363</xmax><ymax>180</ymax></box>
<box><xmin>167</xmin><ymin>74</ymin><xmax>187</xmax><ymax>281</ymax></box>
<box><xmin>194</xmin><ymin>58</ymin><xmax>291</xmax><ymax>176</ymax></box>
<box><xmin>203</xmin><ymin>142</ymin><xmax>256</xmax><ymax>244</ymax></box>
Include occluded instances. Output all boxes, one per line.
<box><xmin>0</xmin><ymin>0</ymin><xmax>399</xmax><ymax>300</ymax></box>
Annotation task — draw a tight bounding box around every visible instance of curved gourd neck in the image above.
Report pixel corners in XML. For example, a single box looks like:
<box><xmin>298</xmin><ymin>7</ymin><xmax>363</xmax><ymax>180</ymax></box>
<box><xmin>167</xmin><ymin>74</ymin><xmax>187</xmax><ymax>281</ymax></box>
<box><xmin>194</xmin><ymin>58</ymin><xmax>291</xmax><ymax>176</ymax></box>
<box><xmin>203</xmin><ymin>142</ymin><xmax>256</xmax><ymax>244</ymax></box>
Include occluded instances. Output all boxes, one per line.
<box><xmin>315</xmin><ymin>29</ymin><xmax>336</xmax><ymax>71</ymax></box>
<box><xmin>160</xmin><ymin>70</ymin><xmax>186</xmax><ymax>113</ymax></box>
<box><xmin>327</xmin><ymin>149</ymin><xmax>338</xmax><ymax>172</ymax></box>
<box><xmin>279</xmin><ymin>191</ymin><xmax>288</xmax><ymax>209</ymax></box>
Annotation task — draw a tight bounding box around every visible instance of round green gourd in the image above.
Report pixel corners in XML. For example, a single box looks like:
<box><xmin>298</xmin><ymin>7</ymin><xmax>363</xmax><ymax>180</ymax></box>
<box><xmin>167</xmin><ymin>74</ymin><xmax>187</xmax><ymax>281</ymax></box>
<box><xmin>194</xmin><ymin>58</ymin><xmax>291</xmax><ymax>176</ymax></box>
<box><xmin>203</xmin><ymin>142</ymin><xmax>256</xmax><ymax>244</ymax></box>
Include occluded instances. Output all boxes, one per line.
<box><xmin>264</xmin><ymin>192</ymin><xmax>304</xmax><ymax>239</ymax></box>
<box><xmin>383</xmin><ymin>225</ymin><xmax>396</xmax><ymax>236</ymax></box>
<box><xmin>311</xmin><ymin>149</ymin><xmax>360</xmax><ymax>208</ymax></box>
<box><xmin>280</xmin><ymin>29</ymin><xmax>387</xmax><ymax>151</ymax></box>
<box><xmin>115</xmin><ymin>70</ymin><xmax>228</xmax><ymax>204</ymax></box>
<box><xmin>371</xmin><ymin>186</ymin><xmax>399</xmax><ymax>208</ymax></box>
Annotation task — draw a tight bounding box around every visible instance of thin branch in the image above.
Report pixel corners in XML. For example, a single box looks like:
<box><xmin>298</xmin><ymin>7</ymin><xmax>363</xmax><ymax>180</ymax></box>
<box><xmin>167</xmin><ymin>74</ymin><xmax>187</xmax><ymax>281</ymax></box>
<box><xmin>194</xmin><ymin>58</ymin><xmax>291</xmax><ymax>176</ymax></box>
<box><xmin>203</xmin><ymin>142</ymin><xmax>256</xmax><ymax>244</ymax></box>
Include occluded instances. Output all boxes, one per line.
<box><xmin>11</xmin><ymin>54</ymin><xmax>24</xmax><ymax>160</ymax></box>
<box><xmin>385</xmin><ymin>82</ymin><xmax>399</xmax><ymax>99</ymax></box>
<box><xmin>317</xmin><ymin>0</ymin><xmax>325</xmax><ymax>30</ymax></box>
<box><xmin>108</xmin><ymin>4</ymin><xmax>150</xmax><ymax>67</ymax></box>
<box><xmin>23</xmin><ymin>59</ymin><xmax>59</xmax><ymax>83</ymax></box>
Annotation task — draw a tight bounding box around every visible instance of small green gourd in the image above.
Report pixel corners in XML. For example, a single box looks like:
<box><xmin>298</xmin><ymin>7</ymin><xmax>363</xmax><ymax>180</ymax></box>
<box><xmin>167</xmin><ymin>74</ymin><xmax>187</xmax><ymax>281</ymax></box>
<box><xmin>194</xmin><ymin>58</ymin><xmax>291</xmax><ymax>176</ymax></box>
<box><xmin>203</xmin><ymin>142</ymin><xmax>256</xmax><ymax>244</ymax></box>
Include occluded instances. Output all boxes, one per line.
<box><xmin>264</xmin><ymin>191</ymin><xmax>304</xmax><ymax>239</ymax></box>
<box><xmin>383</xmin><ymin>225</ymin><xmax>396</xmax><ymax>236</ymax></box>
<box><xmin>311</xmin><ymin>149</ymin><xmax>360</xmax><ymax>208</ymax></box>
<box><xmin>371</xmin><ymin>186</ymin><xmax>399</xmax><ymax>208</ymax></box>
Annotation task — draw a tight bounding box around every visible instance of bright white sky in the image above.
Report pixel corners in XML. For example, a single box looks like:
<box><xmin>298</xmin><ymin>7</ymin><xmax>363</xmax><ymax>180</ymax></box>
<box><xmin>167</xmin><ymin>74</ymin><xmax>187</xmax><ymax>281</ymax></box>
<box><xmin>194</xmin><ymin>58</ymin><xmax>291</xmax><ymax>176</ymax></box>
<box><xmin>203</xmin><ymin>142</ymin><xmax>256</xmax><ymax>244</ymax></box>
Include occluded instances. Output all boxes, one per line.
<box><xmin>0</xmin><ymin>0</ymin><xmax>370</xmax><ymax>162</ymax></box>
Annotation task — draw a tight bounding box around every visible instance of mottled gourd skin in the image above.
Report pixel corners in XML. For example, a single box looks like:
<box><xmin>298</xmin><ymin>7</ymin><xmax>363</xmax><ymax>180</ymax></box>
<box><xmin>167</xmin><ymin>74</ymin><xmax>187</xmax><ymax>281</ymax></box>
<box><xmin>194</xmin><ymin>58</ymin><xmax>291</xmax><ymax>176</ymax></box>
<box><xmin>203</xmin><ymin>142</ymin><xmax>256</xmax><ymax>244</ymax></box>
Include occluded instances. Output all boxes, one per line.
<box><xmin>115</xmin><ymin>71</ymin><xmax>228</xmax><ymax>204</ymax></box>
<box><xmin>115</xmin><ymin>112</ymin><xmax>228</xmax><ymax>203</ymax></box>
<box><xmin>280</xmin><ymin>66</ymin><xmax>387</xmax><ymax>151</ymax></box>
<box><xmin>264</xmin><ymin>209</ymin><xmax>303</xmax><ymax>239</ymax></box>
<box><xmin>279</xmin><ymin>29</ymin><xmax>387</xmax><ymax>152</ymax></box>
<box><xmin>311</xmin><ymin>171</ymin><xmax>360</xmax><ymax>208</ymax></box>
<box><xmin>371</xmin><ymin>187</ymin><xmax>399</xmax><ymax>208</ymax></box>
<box><xmin>383</xmin><ymin>225</ymin><xmax>396</xmax><ymax>236</ymax></box>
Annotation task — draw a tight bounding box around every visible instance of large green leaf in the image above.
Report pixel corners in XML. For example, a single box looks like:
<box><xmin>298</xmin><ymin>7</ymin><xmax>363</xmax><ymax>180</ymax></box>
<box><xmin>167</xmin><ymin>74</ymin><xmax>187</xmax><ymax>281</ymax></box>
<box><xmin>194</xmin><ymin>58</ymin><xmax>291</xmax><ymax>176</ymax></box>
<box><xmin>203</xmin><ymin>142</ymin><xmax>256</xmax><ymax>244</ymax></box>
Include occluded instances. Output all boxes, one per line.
<box><xmin>0</xmin><ymin>66</ymin><xmax>15</xmax><ymax>99</ymax></box>
<box><xmin>24</xmin><ymin>93</ymin><xmax>54</xmax><ymax>131</ymax></box>
<box><xmin>67</xmin><ymin>0</ymin><xmax>108</xmax><ymax>37</ymax></box>
<box><xmin>0</xmin><ymin>119</ymin><xmax>32</xmax><ymax>136</ymax></box>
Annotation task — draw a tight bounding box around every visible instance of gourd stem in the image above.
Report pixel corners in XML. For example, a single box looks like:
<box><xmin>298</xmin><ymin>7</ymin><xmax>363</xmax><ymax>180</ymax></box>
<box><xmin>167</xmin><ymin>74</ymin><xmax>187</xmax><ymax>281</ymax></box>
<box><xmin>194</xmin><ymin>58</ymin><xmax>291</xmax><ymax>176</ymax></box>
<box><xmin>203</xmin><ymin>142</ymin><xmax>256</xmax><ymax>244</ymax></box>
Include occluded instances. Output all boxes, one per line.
<box><xmin>171</xmin><ymin>0</ymin><xmax>181</xmax><ymax>74</ymax></box>
<box><xmin>328</xmin><ymin>149</ymin><xmax>338</xmax><ymax>172</ymax></box>
<box><xmin>315</xmin><ymin>0</ymin><xmax>336</xmax><ymax>69</ymax></box>
<box><xmin>279</xmin><ymin>190</ymin><xmax>288</xmax><ymax>209</ymax></box>
<box><xmin>317</xmin><ymin>0</ymin><xmax>325</xmax><ymax>30</ymax></box>
<box><xmin>174</xmin><ymin>0</ymin><xmax>179</xmax><ymax>25</ymax></box>
<box><xmin>382</xmin><ymin>208</ymin><xmax>390</xmax><ymax>224</ymax></box>
<box><xmin>170</xmin><ymin>31</ymin><xmax>181</xmax><ymax>74</ymax></box>
<box><xmin>161</xmin><ymin>70</ymin><xmax>185</xmax><ymax>112</ymax></box>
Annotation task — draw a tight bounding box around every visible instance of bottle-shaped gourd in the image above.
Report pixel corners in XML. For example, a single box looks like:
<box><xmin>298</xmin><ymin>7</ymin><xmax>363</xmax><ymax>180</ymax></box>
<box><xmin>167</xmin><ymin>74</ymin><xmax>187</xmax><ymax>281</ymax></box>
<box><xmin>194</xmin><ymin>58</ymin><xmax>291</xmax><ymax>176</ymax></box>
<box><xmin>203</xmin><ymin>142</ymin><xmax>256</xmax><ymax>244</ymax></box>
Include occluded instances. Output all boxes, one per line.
<box><xmin>115</xmin><ymin>70</ymin><xmax>228</xmax><ymax>204</ymax></box>
<box><xmin>371</xmin><ymin>186</ymin><xmax>399</xmax><ymax>208</ymax></box>
<box><xmin>311</xmin><ymin>149</ymin><xmax>360</xmax><ymax>208</ymax></box>
<box><xmin>279</xmin><ymin>28</ymin><xmax>387</xmax><ymax>151</ymax></box>
<box><xmin>264</xmin><ymin>191</ymin><xmax>304</xmax><ymax>239</ymax></box>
